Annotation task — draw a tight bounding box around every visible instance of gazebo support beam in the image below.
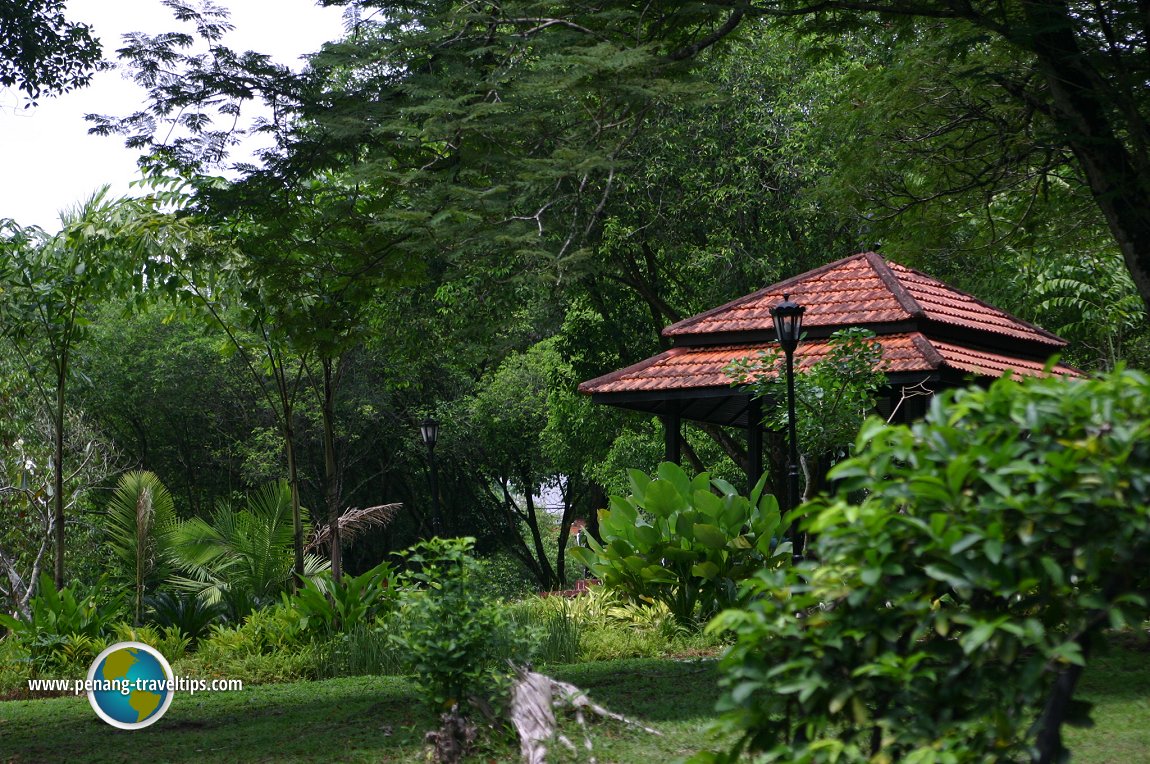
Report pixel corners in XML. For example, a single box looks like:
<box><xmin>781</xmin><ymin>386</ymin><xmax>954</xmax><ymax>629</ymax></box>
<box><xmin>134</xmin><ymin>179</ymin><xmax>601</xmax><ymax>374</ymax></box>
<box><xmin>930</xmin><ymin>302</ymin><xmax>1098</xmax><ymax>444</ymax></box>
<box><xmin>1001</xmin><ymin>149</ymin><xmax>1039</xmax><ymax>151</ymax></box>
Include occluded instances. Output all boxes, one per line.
<box><xmin>663</xmin><ymin>408</ymin><xmax>682</xmax><ymax>465</ymax></box>
<box><xmin>747</xmin><ymin>397</ymin><xmax>763</xmax><ymax>491</ymax></box>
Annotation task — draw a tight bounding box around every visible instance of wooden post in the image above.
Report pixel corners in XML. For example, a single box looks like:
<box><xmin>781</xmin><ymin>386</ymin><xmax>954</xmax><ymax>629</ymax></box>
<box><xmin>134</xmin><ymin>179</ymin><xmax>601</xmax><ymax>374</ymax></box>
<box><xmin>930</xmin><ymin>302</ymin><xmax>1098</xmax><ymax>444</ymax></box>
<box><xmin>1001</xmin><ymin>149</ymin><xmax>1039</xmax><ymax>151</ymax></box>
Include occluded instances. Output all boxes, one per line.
<box><xmin>663</xmin><ymin>407</ymin><xmax>682</xmax><ymax>465</ymax></box>
<box><xmin>747</xmin><ymin>397</ymin><xmax>763</xmax><ymax>491</ymax></box>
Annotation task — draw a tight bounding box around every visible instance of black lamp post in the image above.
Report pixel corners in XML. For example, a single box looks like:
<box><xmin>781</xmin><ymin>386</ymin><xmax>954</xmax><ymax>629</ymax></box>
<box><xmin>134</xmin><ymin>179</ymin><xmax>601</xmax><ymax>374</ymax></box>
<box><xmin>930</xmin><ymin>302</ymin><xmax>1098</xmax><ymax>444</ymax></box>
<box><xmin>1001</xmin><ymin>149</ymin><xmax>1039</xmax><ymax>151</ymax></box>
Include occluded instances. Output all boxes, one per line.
<box><xmin>770</xmin><ymin>294</ymin><xmax>806</xmax><ymax>560</ymax></box>
<box><xmin>419</xmin><ymin>417</ymin><xmax>442</xmax><ymax>535</ymax></box>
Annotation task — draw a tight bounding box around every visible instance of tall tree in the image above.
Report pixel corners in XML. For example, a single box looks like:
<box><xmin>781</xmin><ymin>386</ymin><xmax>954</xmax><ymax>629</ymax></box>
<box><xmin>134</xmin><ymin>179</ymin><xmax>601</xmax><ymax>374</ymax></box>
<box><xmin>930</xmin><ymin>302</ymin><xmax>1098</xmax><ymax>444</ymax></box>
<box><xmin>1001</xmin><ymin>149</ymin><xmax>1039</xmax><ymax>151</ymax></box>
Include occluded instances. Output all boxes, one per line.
<box><xmin>0</xmin><ymin>190</ymin><xmax>150</xmax><ymax>588</ymax></box>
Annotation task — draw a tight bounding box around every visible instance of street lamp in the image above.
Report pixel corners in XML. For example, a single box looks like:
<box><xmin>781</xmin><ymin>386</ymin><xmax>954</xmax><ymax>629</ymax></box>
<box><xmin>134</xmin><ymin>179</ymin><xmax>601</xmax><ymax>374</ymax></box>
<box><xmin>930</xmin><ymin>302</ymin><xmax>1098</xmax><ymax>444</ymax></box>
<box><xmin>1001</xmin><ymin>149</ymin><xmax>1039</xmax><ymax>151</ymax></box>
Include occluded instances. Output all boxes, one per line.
<box><xmin>419</xmin><ymin>417</ymin><xmax>442</xmax><ymax>535</ymax></box>
<box><xmin>770</xmin><ymin>294</ymin><xmax>806</xmax><ymax>560</ymax></box>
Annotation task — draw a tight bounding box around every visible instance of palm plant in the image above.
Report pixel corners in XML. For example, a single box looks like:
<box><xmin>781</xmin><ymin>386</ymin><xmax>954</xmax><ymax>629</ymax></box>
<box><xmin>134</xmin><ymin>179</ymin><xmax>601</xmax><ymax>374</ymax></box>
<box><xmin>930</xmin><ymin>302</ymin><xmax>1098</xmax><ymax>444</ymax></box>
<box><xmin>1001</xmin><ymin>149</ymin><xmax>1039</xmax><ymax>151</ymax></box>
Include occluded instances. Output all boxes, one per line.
<box><xmin>104</xmin><ymin>470</ymin><xmax>178</xmax><ymax>625</ymax></box>
<box><xmin>168</xmin><ymin>480</ymin><xmax>328</xmax><ymax>619</ymax></box>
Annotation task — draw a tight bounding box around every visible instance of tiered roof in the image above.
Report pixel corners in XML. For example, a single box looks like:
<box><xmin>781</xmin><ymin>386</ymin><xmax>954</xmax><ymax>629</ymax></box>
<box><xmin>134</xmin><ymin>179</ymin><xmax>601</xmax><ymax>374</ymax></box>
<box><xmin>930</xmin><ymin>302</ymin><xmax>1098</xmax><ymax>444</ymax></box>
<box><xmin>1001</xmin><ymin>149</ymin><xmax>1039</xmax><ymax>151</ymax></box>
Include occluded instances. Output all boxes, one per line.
<box><xmin>579</xmin><ymin>253</ymin><xmax>1079</xmax><ymax>419</ymax></box>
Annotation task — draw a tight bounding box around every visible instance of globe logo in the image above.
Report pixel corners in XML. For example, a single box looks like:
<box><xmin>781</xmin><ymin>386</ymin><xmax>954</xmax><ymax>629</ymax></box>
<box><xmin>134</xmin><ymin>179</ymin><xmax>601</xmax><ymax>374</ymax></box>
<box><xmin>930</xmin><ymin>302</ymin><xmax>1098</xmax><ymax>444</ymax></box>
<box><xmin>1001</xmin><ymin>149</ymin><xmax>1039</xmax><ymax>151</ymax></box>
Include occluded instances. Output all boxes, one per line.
<box><xmin>87</xmin><ymin>642</ymin><xmax>175</xmax><ymax>729</ymax></box>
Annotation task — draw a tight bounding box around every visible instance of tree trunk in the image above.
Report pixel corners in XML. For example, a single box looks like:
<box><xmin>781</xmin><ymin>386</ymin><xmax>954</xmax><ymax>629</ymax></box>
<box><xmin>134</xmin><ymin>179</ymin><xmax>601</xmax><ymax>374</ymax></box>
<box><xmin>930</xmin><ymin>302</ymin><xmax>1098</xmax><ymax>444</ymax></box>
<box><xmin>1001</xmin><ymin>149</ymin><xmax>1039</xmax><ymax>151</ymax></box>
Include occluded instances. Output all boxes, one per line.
<box><xmin>523</xmin><ymin>484</ymin><xmax>557</xmax><ymax>590</ymax></box>
<box><xmin>322</xmin><ymin>356</ymin><xmax>342</xmax><ymax>583</ymax></box>
<box><xmin>53</xmin><ymin>357</ymin><xmax>67</xmax><ymax>590</ymax></box>
<box><xmin>1019</xmin><ymin>0</ymin><xmax>1150</xmax><ymax>312</ymax></box>
<box><xmin>283</xmin><ymin>398</ymin><xmax>305</xmax><ymax>587</ymax></box>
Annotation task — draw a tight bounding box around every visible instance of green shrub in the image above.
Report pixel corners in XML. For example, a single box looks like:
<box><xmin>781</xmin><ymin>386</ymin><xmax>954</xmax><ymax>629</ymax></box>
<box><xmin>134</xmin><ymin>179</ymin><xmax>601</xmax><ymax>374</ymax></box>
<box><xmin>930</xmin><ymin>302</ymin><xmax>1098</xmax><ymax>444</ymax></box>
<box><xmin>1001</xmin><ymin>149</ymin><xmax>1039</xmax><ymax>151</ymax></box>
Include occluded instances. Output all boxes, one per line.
<box><xmin>0</xmin><ymin>574</ymin><xmax>125</xmax><ymax>673</ymax></box>
<box><xmin>503</xmin><ymin>598</ymin><xmax>581</xmax><ymax>665</ymax></box>
<box><xmin>145</xmin><ymin>590</ymin><xmax>225</xmax><ymax>644</ymax></box>
<box><xmin>476</xmin><ymin>552</ymin><xmax>538</xmax><ymax>599</ymax></box>
<box><xmin>109</xmin><ymin>622</ymin><xmax>192</xmax><ymax>662</ymax></box>
<box><xmin>317</xmin><ymin>621</ymin><xmax>407</xmax><ymax>678</ymax></box>
<box><xmin>571</xmin><ymin>462</ymin><xmax>789</xmax><ymax>627</ymax></box>
<box><xmin>175</xmin><ymin>644</ymin><xmax>319</xmax><ymax>685</ymax></box>
<box><xmin>285</xmin><ymin>559</ymin><xmax>398</xmax><ymax>638</ymax></box>
<box><xmin>390</xmin><ymin>537</ymin><xmax>538</xmax><ymax>711</ymax></box>
<box><xmin>0</xmin><ymin>637</ymin><xmax>32</xmax><ymax>695</ymax></box>
<box><xmin>704</xmin><ymin>369</ymin><xmax>1150</xmax><ymax>764</ymax></box>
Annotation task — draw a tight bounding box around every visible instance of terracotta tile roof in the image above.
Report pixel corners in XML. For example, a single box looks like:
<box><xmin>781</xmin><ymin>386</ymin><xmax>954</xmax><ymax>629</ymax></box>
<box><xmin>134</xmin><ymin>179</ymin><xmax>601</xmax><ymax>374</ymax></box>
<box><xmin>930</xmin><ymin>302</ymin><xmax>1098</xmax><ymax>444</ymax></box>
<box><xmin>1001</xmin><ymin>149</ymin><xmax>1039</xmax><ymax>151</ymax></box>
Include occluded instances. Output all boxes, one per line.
<box><xmin>662</xmin><ymin>252</ymin><xmax>1065</xmax><ymax>348</ymax></box>
<box><xmin>578</xmin><ymin>333</ymin><xmax>1080</xmax><ymax>395</ymax></box>
<box><xmin>930</xmin><ymin>340</ymin><xmax>1081</xmax><ymax>379</ymax></box>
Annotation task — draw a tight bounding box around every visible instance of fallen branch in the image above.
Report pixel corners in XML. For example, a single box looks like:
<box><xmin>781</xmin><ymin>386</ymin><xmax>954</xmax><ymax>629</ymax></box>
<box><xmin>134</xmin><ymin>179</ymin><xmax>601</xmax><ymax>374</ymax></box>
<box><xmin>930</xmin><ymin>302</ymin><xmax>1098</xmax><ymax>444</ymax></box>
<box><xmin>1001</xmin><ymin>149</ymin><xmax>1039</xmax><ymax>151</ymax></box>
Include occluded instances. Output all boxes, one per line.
<box><xmin>509</xmin><ymin>664</ymin><xmax>660</xmax><ymax>764</ymax></box>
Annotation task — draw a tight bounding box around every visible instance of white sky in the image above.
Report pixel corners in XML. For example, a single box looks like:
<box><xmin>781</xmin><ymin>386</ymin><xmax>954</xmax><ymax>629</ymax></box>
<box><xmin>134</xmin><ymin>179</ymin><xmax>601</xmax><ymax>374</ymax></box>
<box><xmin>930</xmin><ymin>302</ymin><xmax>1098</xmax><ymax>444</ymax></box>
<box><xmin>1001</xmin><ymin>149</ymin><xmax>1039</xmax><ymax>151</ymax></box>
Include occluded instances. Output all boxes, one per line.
<box><xmin>0</xmin><ymin>0</ymin><xmax>347</xmax><ymax>233</ymax></box>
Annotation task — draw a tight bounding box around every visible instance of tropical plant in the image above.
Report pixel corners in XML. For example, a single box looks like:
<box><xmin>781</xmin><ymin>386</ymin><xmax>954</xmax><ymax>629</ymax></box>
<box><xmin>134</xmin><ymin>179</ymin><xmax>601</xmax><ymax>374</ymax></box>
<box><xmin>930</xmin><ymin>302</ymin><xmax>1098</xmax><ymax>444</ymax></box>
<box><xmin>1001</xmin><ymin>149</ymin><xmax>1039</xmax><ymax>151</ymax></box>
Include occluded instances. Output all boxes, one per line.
<box><xmin>316</xmin><ymin>622</ymin><xmax>407</xmax><ymax>679</ymax></box>
<box><xmin>103</xmin><ymin>470</ymin><xmax>178</xmax><ymax>624</ymax></box>
<box><xmin>109</xmin><ymin>622</ymin><xmax>191</xmax><ymax>663</ymax></box>
<box><xmin>1028</xmin><ymin>249</ymin><xmax>1146</xmax><ymax>370</ymax></box>
<box><xmin>390</xmin><ymin>537</ymin><xmax>538</xmax><ymax>712</ymax></box>
<box><xmin>167</xmin><ymin>480</ymin><xmax>328</xmax><ymax>619</ymax></box>
<box><xmin>571</xmin><ymin>462</ymin><xmax>789</xmax><ymax>627</ymax></box>
<box><xmin>144</xmin><ymin>591</ymin><xmax>224</xmax><ymax>645</ymax></box>
<box><xmin>286</xmin><ymin>559</ymin><xmax>399</xmax><ymax>638</ymax></box>
<box><xmin>0</xmin><ymin>573</ymin><xmax>125</xmax><ymax>672</ymax></box>
<box><xmin>704</xmin><ymin>368</ymin><xmax>1150</xmax><ymax>764</ymax></box>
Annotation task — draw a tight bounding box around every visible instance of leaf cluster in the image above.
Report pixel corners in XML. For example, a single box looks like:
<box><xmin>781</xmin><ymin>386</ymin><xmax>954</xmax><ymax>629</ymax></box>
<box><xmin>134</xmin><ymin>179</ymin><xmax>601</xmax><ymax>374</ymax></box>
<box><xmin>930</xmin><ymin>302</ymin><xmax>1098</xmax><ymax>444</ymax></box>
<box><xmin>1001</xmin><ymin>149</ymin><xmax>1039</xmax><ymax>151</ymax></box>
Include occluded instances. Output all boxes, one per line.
<box><xmin>0</xmin><ymin>0</ymin><xmax>105</xmax><ymax>100</ymax></box>
<box><xmin>572</xmin><ymin>462</ymin><xmax>790</xmax><ymax>628</ymax></box>
<box><xmin>706</xmin><ymin>368</ymin><xmax>1150</xmax><ymax>763</ymax></box>
<box><xmin>388</xmin><ymin>537</ymin><xmax>539</xmax><ymax>711</ymax></box>
<box><xmin>729</xmin><ymin>327</ymin><xmax>887</xmax><ymax>463</ymax></box>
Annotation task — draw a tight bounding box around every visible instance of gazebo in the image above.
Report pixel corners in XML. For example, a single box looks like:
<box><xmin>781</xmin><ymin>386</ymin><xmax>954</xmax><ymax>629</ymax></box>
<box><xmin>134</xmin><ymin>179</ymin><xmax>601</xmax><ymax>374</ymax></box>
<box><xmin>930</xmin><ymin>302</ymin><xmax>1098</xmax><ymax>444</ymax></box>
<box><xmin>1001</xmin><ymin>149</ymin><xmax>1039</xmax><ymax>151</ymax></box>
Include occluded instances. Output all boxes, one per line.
<box><xmin>578</xmin><ymin>252</ymin><xmax>1081</xmax><ymax>487</ymax></box>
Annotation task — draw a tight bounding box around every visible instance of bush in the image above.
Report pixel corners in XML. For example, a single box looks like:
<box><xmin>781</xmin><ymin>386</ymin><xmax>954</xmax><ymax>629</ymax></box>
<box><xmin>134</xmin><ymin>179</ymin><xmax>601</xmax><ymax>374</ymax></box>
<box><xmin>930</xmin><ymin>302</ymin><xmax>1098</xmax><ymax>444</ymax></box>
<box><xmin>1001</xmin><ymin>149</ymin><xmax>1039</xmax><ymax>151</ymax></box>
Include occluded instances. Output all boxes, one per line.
<box><xmin>316</xmin><ymin>621</ymin><xmax>407</xmax><ymax>679</ymax></box>
<box><xmin>144</xmin><ymin>591</ymin><xmax>224</xmax><ymax>644</ymax></box>
<box><xmin>0</xmin><ymin>574</ymin><xmax>125</xmax><ymax>674</ymax></box>
<box><xmin>389</xmin><ymin>537</ymin><xmax>538</xmax><ymax>711</ymax></box>
<box><xmin>704</xmin><ymin>368</ymin><xmax>1150</xmax><ymax>764</ymax></box>
<box><xmin>109</xmin><ymin>622</ymin><xmax>192</xmax><ymax>663</ymax></box>
<box><xmin>182</xmin><ymin>604</ymin><xmax>317</xmax><ymax>683</ymax></box>
<box><xmin>503</xmin><ymin>598</ymin><xmax>582</xmax><ymax>665</ymax></box>
<box><xmin>572</xmin><ymin>462</ymin><xmax>789</xmax><ymax>627</ymax></box>
<box><xmin>285</xmin><ymin>560</ymin><xmax>398</xmax><ymax>638</ymax></box>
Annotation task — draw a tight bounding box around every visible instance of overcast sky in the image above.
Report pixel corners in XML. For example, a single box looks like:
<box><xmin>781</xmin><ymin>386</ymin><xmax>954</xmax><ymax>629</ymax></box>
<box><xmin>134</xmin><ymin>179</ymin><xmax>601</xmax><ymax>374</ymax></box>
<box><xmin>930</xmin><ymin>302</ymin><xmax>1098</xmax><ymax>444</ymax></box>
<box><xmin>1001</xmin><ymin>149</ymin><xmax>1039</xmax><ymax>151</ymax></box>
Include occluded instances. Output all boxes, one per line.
<box><xmin>0</xmin><ymin>0</ymin><xmax>346</xmax><ymax>233</ymax></box>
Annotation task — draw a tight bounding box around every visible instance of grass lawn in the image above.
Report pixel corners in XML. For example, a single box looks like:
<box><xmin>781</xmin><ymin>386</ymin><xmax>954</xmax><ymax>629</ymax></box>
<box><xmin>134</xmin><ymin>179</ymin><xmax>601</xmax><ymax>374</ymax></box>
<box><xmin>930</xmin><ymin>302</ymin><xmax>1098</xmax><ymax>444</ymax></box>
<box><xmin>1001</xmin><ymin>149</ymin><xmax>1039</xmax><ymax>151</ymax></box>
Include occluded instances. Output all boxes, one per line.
<box><xmin>1062</xmin><ymin>637</ymin><xmax>1150</xmax><ymax>763</ymax></box>
<box><xmin>0</xmin><ymin>658</ymin><xmax>725</xmax><ymax>763</ymax></box>
<box><xmin>1</xmin><ymin>646</ymin><xmax>1146</xmax><ymax>763</ymax></box>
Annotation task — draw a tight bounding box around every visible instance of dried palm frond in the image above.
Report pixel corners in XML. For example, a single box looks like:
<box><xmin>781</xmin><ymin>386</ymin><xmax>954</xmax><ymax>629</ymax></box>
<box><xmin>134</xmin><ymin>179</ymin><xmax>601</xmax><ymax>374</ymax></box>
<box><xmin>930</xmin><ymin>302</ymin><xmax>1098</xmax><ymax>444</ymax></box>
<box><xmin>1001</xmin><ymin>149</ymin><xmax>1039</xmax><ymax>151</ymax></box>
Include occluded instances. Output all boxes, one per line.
<box><xmin>305</xmin><ymin>502</ymin><xmax>402</xmax><ymax>553</ymax></box>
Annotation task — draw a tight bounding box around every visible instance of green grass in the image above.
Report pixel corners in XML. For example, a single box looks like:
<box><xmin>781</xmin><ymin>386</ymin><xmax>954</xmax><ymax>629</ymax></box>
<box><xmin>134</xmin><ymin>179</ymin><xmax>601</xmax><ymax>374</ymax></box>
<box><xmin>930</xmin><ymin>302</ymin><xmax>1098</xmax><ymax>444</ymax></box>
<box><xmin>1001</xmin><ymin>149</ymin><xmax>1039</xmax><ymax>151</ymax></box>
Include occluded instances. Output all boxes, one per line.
<box><xmin>0</xmin><ymin>658</ymin><xmax>724</xmax><ymax>763</ymax></box>
<box><xmin>1062</xmin><ymin>637</ymin><xmax>1150</xmax><ymax>763</ymax></box>
<box><xmin>1</xmin><ymin>647</ymin><xmax>1146</xmax><ymax>763</ymax></box>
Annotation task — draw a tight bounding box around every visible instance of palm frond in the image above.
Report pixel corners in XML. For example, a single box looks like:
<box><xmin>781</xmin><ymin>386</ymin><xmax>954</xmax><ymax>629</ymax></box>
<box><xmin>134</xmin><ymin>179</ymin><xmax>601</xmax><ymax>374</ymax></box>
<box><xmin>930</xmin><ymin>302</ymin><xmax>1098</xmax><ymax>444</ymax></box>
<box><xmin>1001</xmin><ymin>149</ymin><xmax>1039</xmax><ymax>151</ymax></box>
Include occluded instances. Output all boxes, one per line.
<box><xmin>104</xmin><ymin>471</ymin><xmax>176</xmax><ymax>624</ymax></box>
<box><xmin>305</xmin><ymin>503</ymin><xmax>402</xmax><ymax>554</ymax></box>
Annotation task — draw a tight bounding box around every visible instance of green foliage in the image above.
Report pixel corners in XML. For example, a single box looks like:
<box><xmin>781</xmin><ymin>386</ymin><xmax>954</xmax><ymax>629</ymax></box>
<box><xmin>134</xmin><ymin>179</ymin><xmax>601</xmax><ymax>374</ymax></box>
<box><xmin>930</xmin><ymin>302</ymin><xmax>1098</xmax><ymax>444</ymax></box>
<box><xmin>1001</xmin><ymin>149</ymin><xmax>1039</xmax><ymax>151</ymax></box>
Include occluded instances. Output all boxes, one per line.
<box><xmin>285</xmin><ymin>560</ymin><xmax>398</xmax><ymax>638</ymax></box>
<box><xmin>315</xmin><ymin>622</ymin><xmax>407</xmax><ymax>679</ymax></box>
<box><xmin>0</xmin><ymin>0</ymin><xmax>104</xmax><ymax>99</ymax></box>
<box><xmin>1028</xmin><ymin>250</ymin><xmax>1147</xmax><ymax>370</ymax></box>
<box><xmin>167</xmin><ymin>480</ymin><xmax>328</xmax><ymax>618</ymax></box>
<box><xmin>706</xmin><ymin>368</ymin><xmax>1150</xmax><ymax>763</ymax></box>
<box><xmin>0</xmin><ymin>573</ymin><xmax>125</xmax><ymax>673</ymax></box>
<box><xmin>184</xmin><ymin>603</ymin><xmax>316</xmax><ymax>683</ymax></box>
<box><xmin>389</xmin><ymin>537</ymin><xmax>538</xmax><ymax>711</ymax></box>
<box><xmin>572</xmin><ymin>463</ymin><xmax>789</xmax><ymax>627</ymax></box>
<box><xmin>729</xmin><ymin>327</ymin><xmax>886</xmax><ymax>471</ymax></box>
<box><xmin>103</xmin><ymin>470</ymin><xmax>178</xmax><ymax>625</ymax></box>
<box><xmin>109</xmin><ymin>622</ymin><xmax>192</xmax><ymax>663</ymax></box>
<box><xmin>143</xmin><ymin>591</ymin><xmax>224</xmax><ymax>645</ymax></box>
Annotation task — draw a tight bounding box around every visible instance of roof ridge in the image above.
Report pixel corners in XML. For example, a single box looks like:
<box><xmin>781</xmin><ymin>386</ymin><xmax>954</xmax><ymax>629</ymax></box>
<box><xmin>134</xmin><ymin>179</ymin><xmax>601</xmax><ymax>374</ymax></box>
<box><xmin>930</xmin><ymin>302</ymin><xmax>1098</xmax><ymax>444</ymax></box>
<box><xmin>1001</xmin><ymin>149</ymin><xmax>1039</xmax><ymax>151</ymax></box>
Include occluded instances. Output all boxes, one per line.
<box><xmin>661</xmin><ymin>253</ymin><xmax>869</xmax><ymax>337</ymax></box>
<box><xmin>864</xmin><ymin>252</ymin><xmax>925</xmax><ymax>319</ymax></box>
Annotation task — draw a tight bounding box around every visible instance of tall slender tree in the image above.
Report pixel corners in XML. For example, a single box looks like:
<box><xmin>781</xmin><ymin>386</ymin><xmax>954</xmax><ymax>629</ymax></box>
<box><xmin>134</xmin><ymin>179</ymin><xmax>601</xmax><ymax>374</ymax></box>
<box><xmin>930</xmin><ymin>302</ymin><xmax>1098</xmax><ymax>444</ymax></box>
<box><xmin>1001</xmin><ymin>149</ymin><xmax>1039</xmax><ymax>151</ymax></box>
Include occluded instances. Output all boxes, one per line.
<box><xmin>1</xmin><ymin>190</ymin><xmax>148</xmax><ymax>588</ymax></box>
